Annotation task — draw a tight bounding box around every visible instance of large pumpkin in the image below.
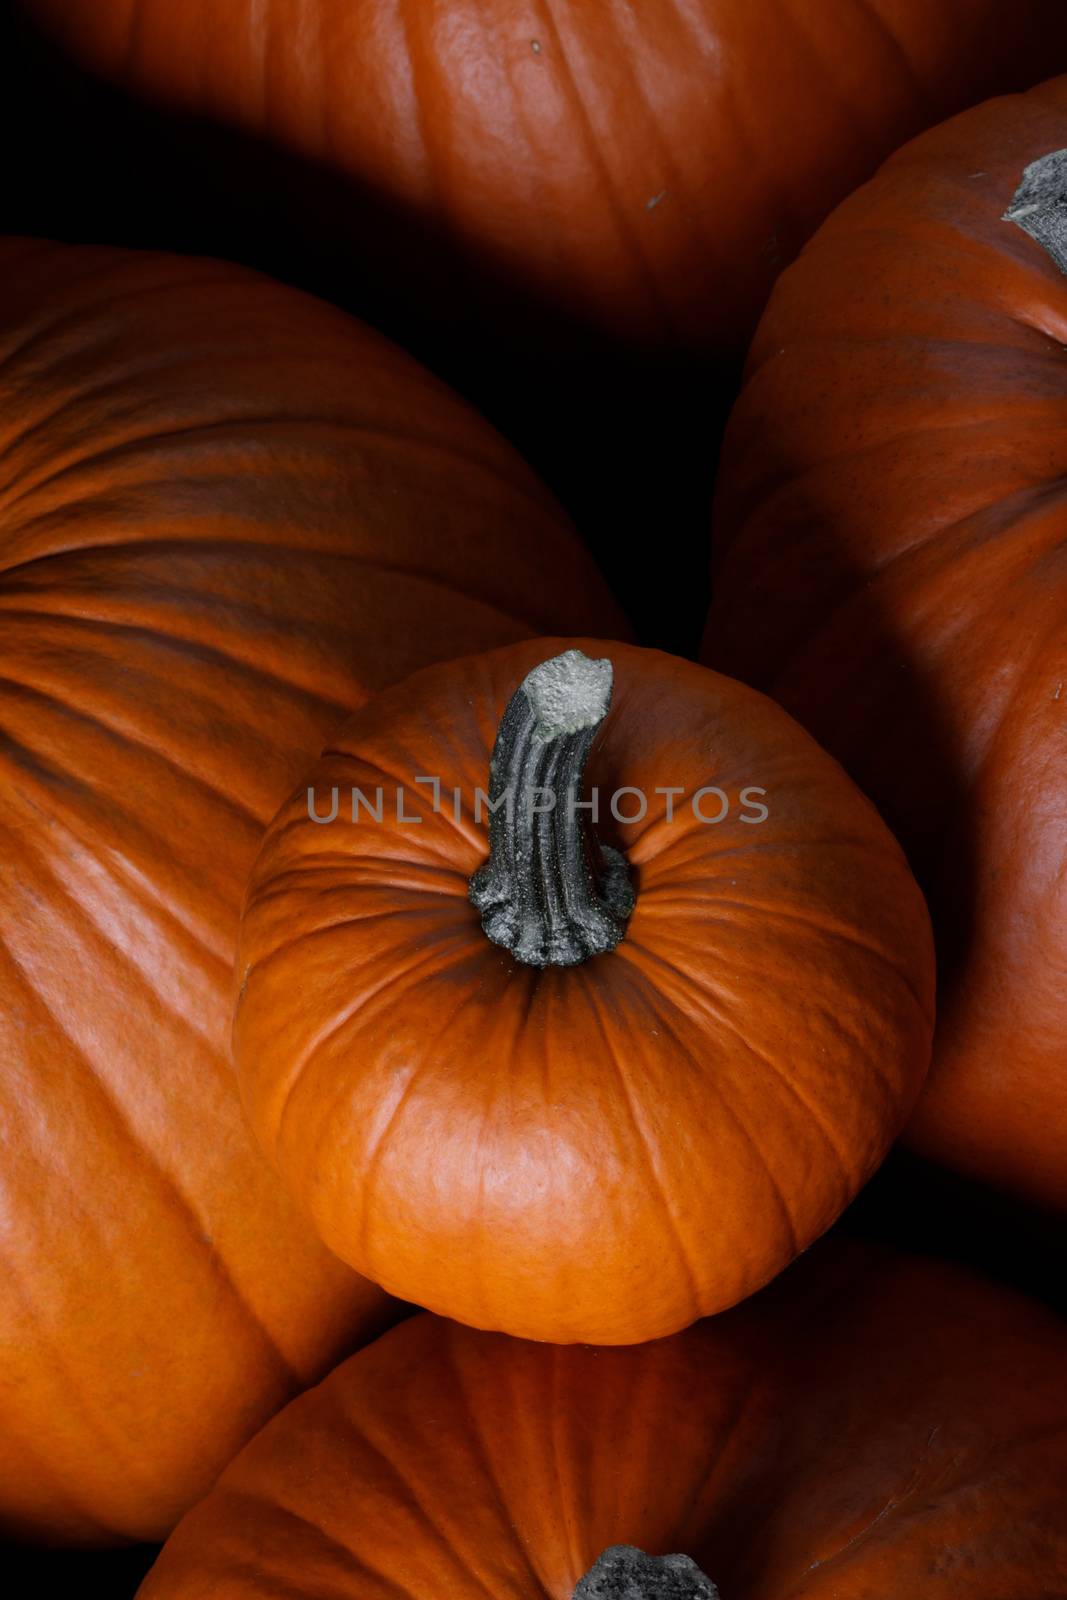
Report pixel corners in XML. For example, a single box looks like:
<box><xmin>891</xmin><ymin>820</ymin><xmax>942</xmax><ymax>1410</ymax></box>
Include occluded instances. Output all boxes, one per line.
<box><xmin>16</xmin><ymin>0</ymin><xmax>1067</xmax><ymax>362</ymax></box>
<box><xmin>234</xmin><ymin>637</ymin><xmax>934</xmax><ymax>1344</ymax></box>
<box><xmin>704</xmin><ymin>78</ymin><xmax>1067</xmax><ymax>1213</ymax></box>
<box><xmin>137</xmin><ymin>1242</ymin><xmax>1067</xmax><ymax>1598</ymax></box>
<box><xmin>0</xmin><ymin>238</ymin><xmax>624</xmax><ymax>1546</ymax></box>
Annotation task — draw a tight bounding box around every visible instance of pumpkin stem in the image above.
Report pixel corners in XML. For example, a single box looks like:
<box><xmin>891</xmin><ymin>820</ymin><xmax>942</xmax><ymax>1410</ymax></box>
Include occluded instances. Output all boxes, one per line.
<box><xmin>1004</xmin><ymin>148</ymin><xmax>1067</xmax><ymax>273</ymax></box>
<box><xmin>469</xmin><ymin>649</ymin><xmax>634</xmax><ymax>967</ymax></box>
<box><xmin>574</xmin><ymin>1546</ymin><xmax>720</xmax><ymax>1600</ymax></box>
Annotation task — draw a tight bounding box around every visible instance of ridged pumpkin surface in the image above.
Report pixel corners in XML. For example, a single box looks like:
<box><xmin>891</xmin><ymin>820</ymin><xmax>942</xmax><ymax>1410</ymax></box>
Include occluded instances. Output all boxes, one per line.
<box><xmin>139</xmin><ymin>1244</ymin><xmax>1067</xmax><ymax>1599</ymax></box>
<box><xmin>0</xmin><ymin>239</ymin><xmax>624</xmax><ymax>1544</ymax></box>
<box><xmin>235</xmin><ymin>638</ymin><xmax>934</xmax><ymax>1344</ymax></box>
<box><xmin>704</xmin><ymin>79</ymin><xmax>1067</xmax><ymax>1213</ymax></box>
<box><xmin>18</xmin><ymin>0</ymin><xmax>1067</xmax><ymax>358</ymax></box>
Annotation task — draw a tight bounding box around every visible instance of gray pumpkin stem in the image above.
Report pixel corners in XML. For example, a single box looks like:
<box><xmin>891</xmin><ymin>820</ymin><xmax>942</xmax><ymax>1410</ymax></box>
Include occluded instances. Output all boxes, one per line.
<box><xmin>1004</xmin><ymin>148</ymin><xmax>1067</xmax><ymax>273</ymax></box>
<box><xmin>469</xmin><ymin>649</ymin><xmax>634</xmax><ymax>967</ymax></box>
<box><xmin>574</xmin><ymin>1546</ymin><xmax>720</xmax><ymax>1600</ymax></box>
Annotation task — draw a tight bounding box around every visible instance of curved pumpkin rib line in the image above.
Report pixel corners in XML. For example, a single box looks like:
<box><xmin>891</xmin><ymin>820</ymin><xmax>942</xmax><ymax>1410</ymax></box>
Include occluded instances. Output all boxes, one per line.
<box><xmin>619</xmin><ymin>938</ymin><xmax>816</xmax><ymax>1230</ymax></box>
<box><xmin>0</xmin><ymin>566</ymin><xmax>521</xmax><ymax>691</ymax></box>
<box><xmin>677</xmin><ymin>892</ymin><xmax>933</xmax><ymax>1025</ymax></box>
<box><xmin>395</xmin><ymin>0</ymin><xmax>454</xmax><ymax>220</ymax></box>
<box><xmin>619</xmin><ymin>940</ymin><xmax>860</xmax><ymax>1200</ymax></box>
<box><xmin>815</xmin><ymin>210</ymin><xmax>1052</xmax><ymax>284</ymax></box>
<box><xmin>306</xmin><ymin>855</ymin><xmax>469</xmax><ymax>893</ymax></box>
<box><xmin>580</xmin><ymin>978</ymin><xmax>703</xmax><ymax>1320</ymax></box>
<box><xmin>270</xmin><ymin>932</ymin><xmax>482</xmax><ymax>1162</ymax></box>
<box><xmin>168</xmin><ymin>1549</ymin><xmax>351</xmax><ymax>1600</ymax></box>
<box><xmin>0</xmin><ymin>1249</ymin><xmax>165</xmax><ymax>1543</ymax></box>
<box><xmin>263</xmin><ymin>805</ymin><xmax>478</xmax><ymax>880</ymax></box>
<box><xmin>783</xmin><ymin>0</ymin><xmax>912</xmax><ymax>135</ymax></box>
<box><xmin>0</xmin><ymin>855</ymin><xmax>305</xmax><ymax>1398</ymax></box>
<box><xmin>0</xmin><ymin>666</ymin><xmax>265</xmax><ymax>832</ymax></box>
<box><xmin>243</xmin><ymin>905</ymin><xmax>461</xmax><ymax>976</ymax></box>
<box><xmin>747</xmin><ymin>320</ymin><xmax>1067</xmax><ymax>375</ymax></box>
<box><xmin>278</xmin><ymin>833</ymin><xmax>479</xmax><ymax>889</ymax></box>
<box><xmin>215</xmin><ymin>1486</ymin><xmax>414</xmax><ymax>1600</ymax></box>
<box><xmin>338</xmin><ymin>1415</ymin><xmax>502</xmax><ymax>1600</ymax></box>
<box><xmin>0</xmin><ymin>947</ymin><xmax>293</xmax><ymax>1515</ymax></box>
<box><xmin>0</xmin><ymin>794</ymin><xmax>229</xmax><ymax>1044</ymax></box>
<box><xmin>708</xmin><ymin>8</ymin><xmax>817</xmax><ymax>266</ymax></box>
<box><xmin>648</xmin><ymin>928</ymin><xmax>903</xmax><ymax>1141</ymax></box>
<box><xmin>483</xmin><ymin>1337</ymin><xmax>577</xmax><ymax>1599</ymax></box>
<box><xmin>532</xmin><ymin>0</ymin><xmax>682</xmax><ymax>336</ymax></box>
<box><xmin>0</xmin><ymin>771</ymin><xmax>231</xmax><ymax>1011</ymax></box>
<box><xmin>322</xmin><ymin>750</ymin><xmax>486</xmax><ymax>856</ymax></box>
<box><xmin>800</xmin><ymin>503</ymin><xmax>1066</xmax><ymax>653</ymax></box>
<box><xmin>443</xmin><ymin>1340</ymin><xmax>551</xmax><ymax>1600</ymax></box>
<box><xmin>576</xmin><ymin>1</ymin><xmax>701</xmax><ymax>249</ymax></box>
<box><xmin>0</xmin><ymin>413</ymin><xmax>568</xmax><ymax>552</ymax></box>
<box><xmin>0</xmin><ymin>761</ymin><xmax>233</xmax><ymax>998</ymax></box>
<box><xmin>919</xmin><ymin>593</ymin><xmax>1067</xmax><ymax>811</ymax></box>
<box><xmin>632</xmin><ymin>831</ymin><xmax>887</xmax><ymax>886</ymax></box>
<box><xmin>461</xmin><ymin>974</ymin><xmax>545</xmax><ymax>1331</ymax></box>
<box><xmin>645</xmin><ymin>939</ymin><xmax>867</xmax><ymax>1200</ymax></box>
<box><xmin>0</xmin><ymin>606</ymin><xmax>355</xmax><ymax>760</ymax></box>
<box><xmin>0</xmin><ymin>262</ymin><xmax>244</xmax><ymax>390</ymax></box>
<box><xmin>841</xmin><ymin>0</ymin><xmax>926</xmax><ymax>103</ymax></box>
<box><xmin>0</xmin><ymin>372</ymin><xmax>266</xmax><ymax>503</ymax></box>
<box><xmin>763</xmin><ymin>498</ymin><xmax>1067</xmax><ymax>764</ymax></box>
<box><xmin>0</xmin><ymin>1153</ymin><xmax>147</xmax><ymax>1541</ymax></box>
<box><xmin>741</xmin><ymin>398</ymin><xmax>1067</xmax><ymax>509</ymax></box>
<box><xmin>636</xmin><ymin>995</ymin><xmax>802</xmax><ymax>1263</ymax></box>
<box><xmin>669</xmin><ymin>1363</ymin><xmax>767</xmax><ymax>1556</ymax></box>
<box><xmin>242</xmin><ymin>898</ymin><xmax>467</xmax><ymax>1001</ymax></box>
<box><xmin>548</xmin><ymin>1341</ymin><xmax>589</xmax><ymax>1586</ymax></box>
<box><xmin>353</xmin><ymin>983</ymin><xmax>476</xmax><ymax>1271</ymax></box>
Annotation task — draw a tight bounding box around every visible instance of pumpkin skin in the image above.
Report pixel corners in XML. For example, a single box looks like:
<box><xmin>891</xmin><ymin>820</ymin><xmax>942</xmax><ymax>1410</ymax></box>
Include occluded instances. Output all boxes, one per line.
<box><xmin>0</xmin><ymin>239</ymin><xmax>624</xmax><ymax>1547</ymax></box>
<box><xmin>234</xmin><ymin>638</ymin><xmax>934</xmax><ymax>1345</ymax></box>
<box><xmin>703</xmin><ymin>78</ymin><xmax>1067</xmax><ymax>1213</ymax></box>
<box><xmin>17</xmin><ymin>0</ymin><xmax>1067</xmax><ymax>362</ymax></box>
<box><xmin>137</xmin><ymin>1243</ymin><xmax>1067</xmax><ymax>1599</ymax></box>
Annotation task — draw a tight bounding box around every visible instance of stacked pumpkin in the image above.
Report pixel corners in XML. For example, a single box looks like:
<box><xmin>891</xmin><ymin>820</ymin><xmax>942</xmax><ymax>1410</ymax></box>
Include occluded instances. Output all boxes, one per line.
<box><xmin>1</xmin><ymin>6</ymin><xmax>1065</xmax><ymax>1599</ymax></box>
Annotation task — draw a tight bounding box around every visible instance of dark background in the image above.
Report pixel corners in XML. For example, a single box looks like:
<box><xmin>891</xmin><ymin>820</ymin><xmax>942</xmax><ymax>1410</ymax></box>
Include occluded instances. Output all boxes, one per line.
<box><xmin>0</xmin><ymin>4</ymin><xmax>1062</xmax><ymax>1592</ymax></box>
<box><xmin>0</xmin><ymin>0</ymin><xmax>729</xmax><ymax>662</ymax></box>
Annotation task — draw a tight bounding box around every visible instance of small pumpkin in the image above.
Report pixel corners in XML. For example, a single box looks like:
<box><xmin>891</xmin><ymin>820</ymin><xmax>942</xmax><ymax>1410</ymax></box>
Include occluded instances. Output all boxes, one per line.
<box><xmin>18</xmin><ymin>0</ymin><xmax>1067</xmax><ymax>362</ymax></box>
<box><xmin>234</xmin><ymin>638</ymin><xmax>934</xmax><ymax>1344</ymax></box>
<box><xmin>0</xmin><ymin>239</ymin><xmax>624</xmax><ymax>1544</ymax></box>
<box><xmin>704</xmin><ymin>77</ymin><xmax>1067</xmax><ymax>1213</ymax></box>
<box><xmin>138</xmin><ymin>1242</ymin><xmax>1067</xmax><ymax>1599</ymax></box>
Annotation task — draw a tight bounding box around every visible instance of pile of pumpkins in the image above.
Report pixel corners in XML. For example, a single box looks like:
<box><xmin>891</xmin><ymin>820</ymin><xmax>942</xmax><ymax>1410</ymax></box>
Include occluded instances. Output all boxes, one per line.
<box><xmin>1</xmin><ymin>3</ymin><xmax>1065</xmax><ymax>1595</ymax></box>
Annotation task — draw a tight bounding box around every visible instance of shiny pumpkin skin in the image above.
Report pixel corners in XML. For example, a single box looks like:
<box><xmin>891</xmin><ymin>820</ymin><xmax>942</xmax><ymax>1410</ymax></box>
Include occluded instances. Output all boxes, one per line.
<box><xmin>18</xmin><ymin>0</ymin><xmax>1067</xmax><ymax>360</ymax></box>
<box><xmin>138</xmin><ymin>1244</ymin><xmax>1067</xmax><ymax>1599</ymax></box>
<box><xmin>0</xmin><ymin>239</ymin><xmax>624</xmax><ymax>1546</ymax></box>
<box><xmin>704</xmin><ymin>80</ymin><xmax>1067</xmax><ymax>1213</ymax></box>
<box><xmin>234</xmin><ymin>638</ymin><xmax>935</xmax><ymax>1345</ymax></box>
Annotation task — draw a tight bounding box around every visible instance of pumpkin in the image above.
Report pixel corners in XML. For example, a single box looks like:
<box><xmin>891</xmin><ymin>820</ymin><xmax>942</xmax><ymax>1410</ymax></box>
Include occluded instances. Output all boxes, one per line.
<box><xmin>703</xmin><ymin>77</ymin><xmax>1067</xmax><ymax>1214</ymax></box>
<box><xmin>17</xmin><ymin>0</ymin><xmax>1067</xmax><ymax>363</ymax></box>
<box><xmin>137</xmin><ymin>1241</ymin><xmax>1067</xmax><ymax>1598</ymax></box>
<box><xmin>0</xmin><ymin>237</ymin><xmax>624</xmax><ymax>1546</ymax></box>
<box><xmin>233</xmin><ymin>637</ymin><xmax>934</xmax><ymax>1344</ymax></box>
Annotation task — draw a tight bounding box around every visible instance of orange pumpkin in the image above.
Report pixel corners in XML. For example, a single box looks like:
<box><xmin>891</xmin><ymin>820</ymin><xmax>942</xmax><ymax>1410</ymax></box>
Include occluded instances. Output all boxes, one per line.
<box><xmin>704</xmin><ymin>77</ymin><xmax>1067</xmax><ymax>1213</ymax></box>
<box><xmin>234</xmin><ymin>638</ymin><xmax>934</xmax><ymax>1344</ymax></box>
<box><xmin>17</xmin><ymin>0</ymin><xmax>1067</xmax><ymax>361</ymax></box>
<box><xmin>0</xmin><ymin>238</ymin><xmax>624</xmax><ymax>1545</ymax></box>
<box><xmin>138</xmin><ymin>1243</ymin><xmax>1067</xmax><ymax>1598</ymax></box>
